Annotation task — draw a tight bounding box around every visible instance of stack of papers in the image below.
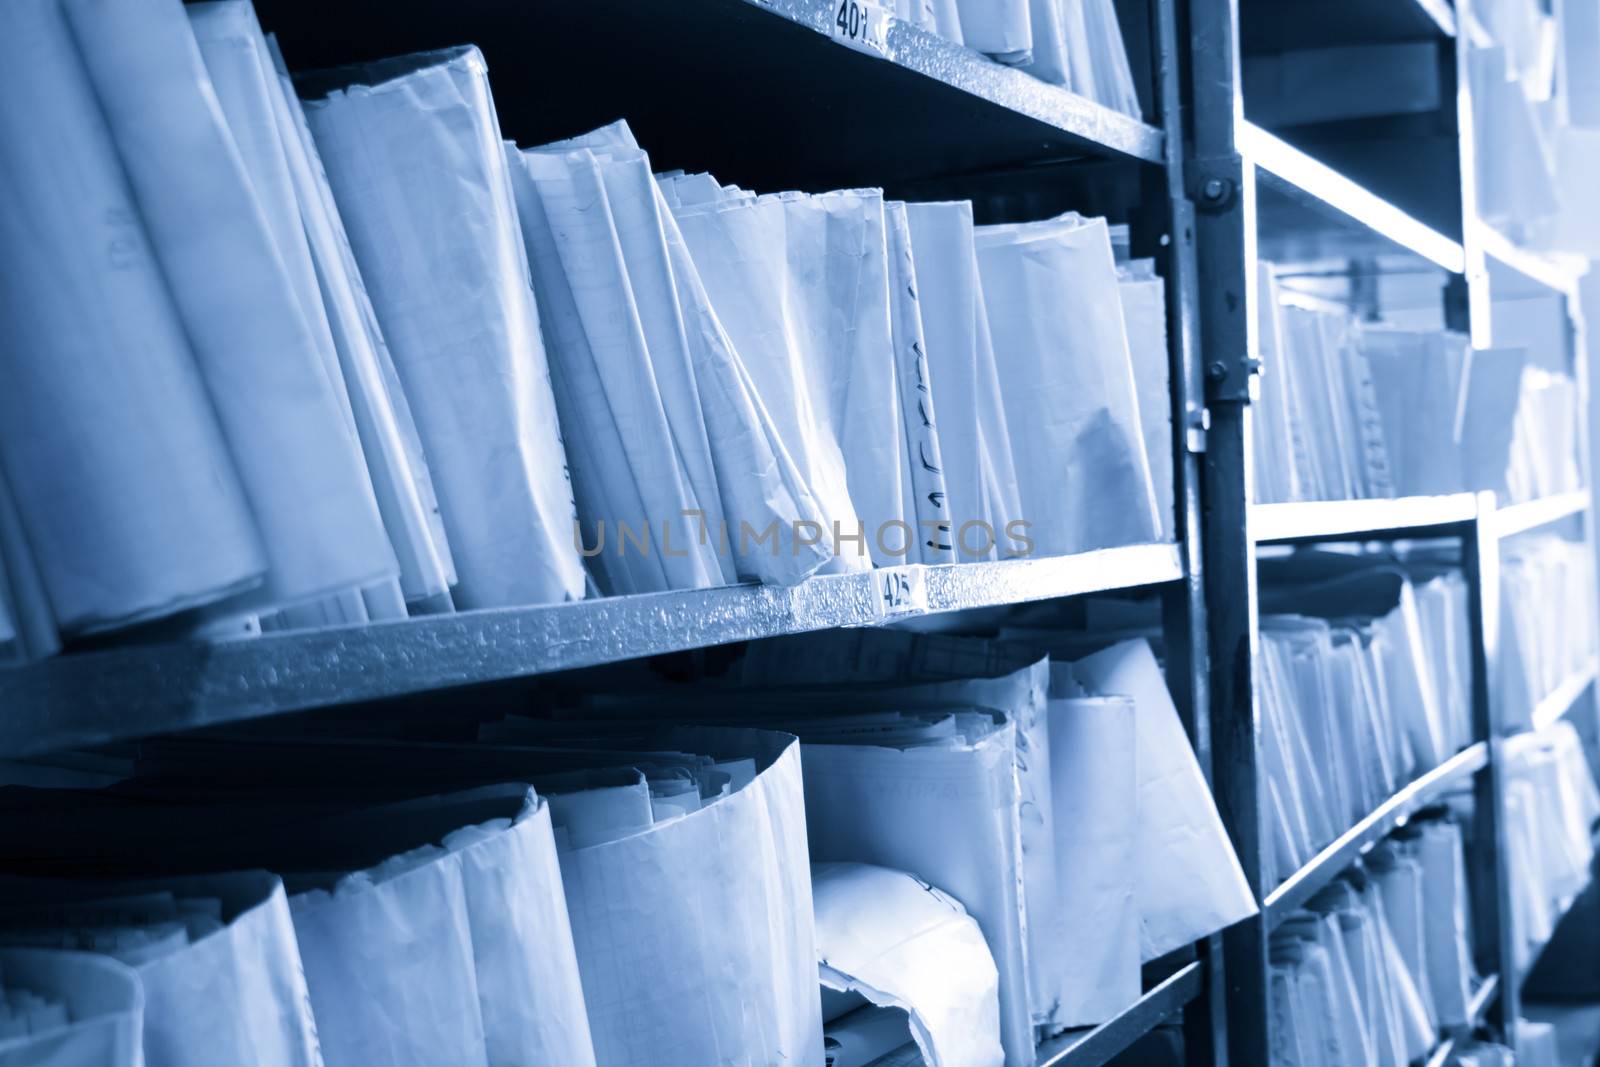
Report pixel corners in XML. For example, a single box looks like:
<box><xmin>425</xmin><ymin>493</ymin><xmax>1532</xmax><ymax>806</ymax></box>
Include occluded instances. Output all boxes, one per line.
<box><xmin>927</xmin><ymin>0</ymin><xmax>1141</xmax><ymax>116</ymax></box>
<box><xmin>1504</xmin><ymin>367</ymin><xmax>1584</xmax><ymax>504</ymax></box>
<box><xmin>1502</xmin><ymin>721</ymin><xmax>1600</xmax><ymax>972</ymax></box>
<box><xmin>1257</xmin><ymin>559</ymin><xmax>1472</xmax><ymax>887</ymax></box>
<box><xmin>1268</xmin><ymin>814</ymin><xmax>1477</xmax><ymax>1067</ymax></box>
<box><xmin>0</xmin><ymin>6</ymin><xmax>1179</xmax><ymax>659</ymax></box>
<box><xmin>0</xmin><ymin>872</ymin><xmax>321</xmax><ymax>1067</ymax></box>
<box><xmin>1253</xmin><ymin>271</ymin><xmax>1541</xmax><ymax>505</ymax></box>
<box><xmin>1499</xmin><ymin>535</ymin><xmax>1598</xmax><ymax>730</ymax></box>
<box><xmin>301</xmin><ymin>45</ymin><xmax>585</xmax><ymax>611</ymax></box>
<box><xmin>0</xmin><ymin>948</ymin><xmax>143</xmax><ymax>1065</ymax></box>
<box><xmin>974</xmin><ymin>214</ymin><xmax>1162</xmax><ymax>557</ymax></box>
<box><xmin>814</xmin><ymin>862</ymin><xmax>1003</xmax><ymax>1067</ymax></box>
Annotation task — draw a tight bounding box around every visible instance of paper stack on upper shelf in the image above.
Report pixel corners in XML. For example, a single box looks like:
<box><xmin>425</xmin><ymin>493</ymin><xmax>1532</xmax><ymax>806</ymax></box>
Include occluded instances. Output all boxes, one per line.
<box><xmin>0</xmin><ymin>1</ymin><xmax>1177</xmax><ymax>665</ymax></box>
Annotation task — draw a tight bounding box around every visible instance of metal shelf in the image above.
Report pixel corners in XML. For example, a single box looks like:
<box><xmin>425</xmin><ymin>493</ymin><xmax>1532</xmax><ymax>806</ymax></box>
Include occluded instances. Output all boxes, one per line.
<box><xmin>1492</xmin><ymin>491</ymin><xmax>1591</xmax><ymax>540</ymax></box>
<box><xmin>0</xmin><ymin>543</ymin><xmax>1182</xmax><ymax>758</ymax></box>
<box><xmin>1242</xmin><ymin>122</ymin><xmax>1467</xmax><ymax>273</ymax></box>
<box><xmin>1529</xmin><ymin>659</ymin><xmax>1599</xmax><ymax>733</ymax></box>
<box><xmin>257</xmin><ymin>0</ymin><xmax>1162</xmax><ymax>199</ymax></box>
<box><xmin>1423</xmin><ymin>975</ymin><xmax>1503</xmax><ymax>1067</ymax></box>
<box><xmin>1263</xmin><ymin>743</ymin><xmax>1489</xmax><ymax>926</ymax></box>
<box><xmin>1034</xmin><ymin>961</ymin><xmax>1203</xmax><ymax>1067</ymax></box>
<box><xmin>1251</xmin><ymin>494</ymin><xmax>1480</xmax><ymax>544</ymax></box>
<box><xmin>1472</xmin><ymin>220</ymin><xmax>1586</xmax><ymax>302</ymax></box>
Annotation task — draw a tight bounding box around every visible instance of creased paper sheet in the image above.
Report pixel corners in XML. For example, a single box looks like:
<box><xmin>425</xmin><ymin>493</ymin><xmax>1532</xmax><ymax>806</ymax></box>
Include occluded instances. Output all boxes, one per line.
<box><xmin>69</xmin><ymin>0</ymin><xmax>396</xmax><ymax>612</ymax></box>
<box><xmin>975</xmin><ymin>215</ymin><xmax>1160</xmax><ymax>557</ymax></box>
<box><xmin>1117</xmin><ymin>264</ymin><xmax>1174</xmax><ymax>539</ymax></box>
<box><xmin>813</xmin><ymin>863</ymin><xmax>1003</xmax><ymax>1067</ymax></box>
<box><xmin>672</xmin><ymin>193</ymin><xmax>869</xmax><ymax>574</ymax></box>
<box><xmin>903</xmin><ymin>202</ymin><xmax>1022</xmax><ymax>559</ymax></box>
<box><xmin>303</xmin><ymin>46</ymin><xmax>586</xmax><ymax>608</ymax></box>
<box><xmin>556</xmin><ymin>729</ymin><xmax>821</xmax><ymax>1067</ymax></box>
<box><xmin>782</xmin><ymin>190</ymin><xmax>911</xmax><ymax>568</ymax></box>
<box><xmin>886</xmin><ymin>201</ymin><xmax>954</xmax><ymax>564</ymax></box>
<box><xmin>0</xmin><ymin>0</ymin><xmax>265</xmax><ymax>633</ymax></box>
<box><xmin>290</xmin><ymin>789</ymin><xmax>595</xmax><ymax>1067</ymax></box>
<box><xmin>264</xmin><ymin>36</ymin><xmax>457</xmax><ymax>606</ymax></box>
<box><xmin>1070</xmin><ymin>639</ymin><xmax>1257</xmax><ymax>959</ymax></box>
<box><xmin>954</xmin><ymin>0</ymin><xmax>1032</xmax><ymax>62</ymax></box>
<box><xmin>1045</xmin><ymin>696</ymin><xmax>1140</xmax><ymax>1027</ymax></box>
<box><xmin>513</xmin><ymin>125</ymin><xmax>831</xmax><ymax>587</ymax></box>
<box><xmin>0</xmin><ymin>871</ymin><xmax>321</xmax><ymax>1067</ymax></box>
<box><xmin>510</xmin><ymin>145</ymin><xmax>722</xmax><ymax>595</ymax></box>
<box><xmin>800</xmin><ymin>721</ymin><xmax>1033</xmax><ymax>1067</ymax></box>
<box><xmin>0</xmin><ymin>950</ymin><xmax>143</xmax><ymax>1067</ymax></box>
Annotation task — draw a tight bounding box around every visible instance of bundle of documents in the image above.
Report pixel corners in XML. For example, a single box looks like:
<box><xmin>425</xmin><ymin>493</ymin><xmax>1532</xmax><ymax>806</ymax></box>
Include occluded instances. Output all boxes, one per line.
<box><xmin>912</xmin><ymin>0</ymin><xmax>1142</xmax><ymax>116</ymax></box>
<box><xmin>1504</xmin><ymin>367</ymin><xmax>1584</xmax><ymax>504</ymax></box>
<box><xmin>507</xmin><ymin>122</ymin><xmax>833</xmax><ymax>591</ymax></box>
<box><xmin>675</xmin><ymin>628</ymin><xmax>1250</xmax><ymax>1048</ymax></box>
<box><xmin>1268</xmin><ymin>815</ymin><xmax>1477</xmax><ymax>1067</ymax></box>
<box><xmin>0</xmin><ymin>872</ymin><xmax>321</xmax><ymax>1067</ymax></box>
<box><xmin>974</xmin><ymin>214</ymin><xmax>1163</xmax><ymax>556</ymax></box>
<box><xmin>301</xmin><ymin>45</ymin><xmax>584</xmax><ymax>611</ymax></box>
<box><xmin>1502</xmin><ymin>722</ymin><xmax>1600</xmax><ymax>973</ymax></box>
<box><xmin>1471</xmin><ymin>39</ymin><xmax>1563</xmax><ymax>245</ymax></box>
<box><xmin>1499</xmin><ymin>535</ymin><xmax>1598</xmax><ymax>731</ymax></box>
<box><xmin>0</xmin><ymin>0</ymin><xmax>406</xmax><ymax>648</ymax></box>
<box><xmin>814</xmin><ymin>862</ymin><xmax>1004</xmax><ymax>1067</ymax></box>
<box><xmin>0</xmin><ymin>949</ymin><xmax>143</xmax><ymax>1065</ymax></box>
<box><xmin>1257</xmin><ymin>559</ymin><xmax>1471</xmax><ymax>888</ymax></box>
<box><xmin>1254</xmin><ymin>271</ymin><xmax>1536</xmax><ymax>505</ymax></box>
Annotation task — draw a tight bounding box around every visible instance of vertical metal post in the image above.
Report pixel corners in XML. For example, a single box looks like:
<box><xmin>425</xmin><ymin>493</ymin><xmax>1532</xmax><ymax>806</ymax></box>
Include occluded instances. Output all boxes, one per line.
<box><xmin>1184</xmin><ymin>0</ymin><xmax>1266</xmax><ymax>1061</ymax></box>
<box><xmin>1150</xmin><ymin>0</ymin><xmax>1223</xmax><ymax>1056</ymax></box>
<box><xmin>1463</xmin><ymin>492</ymin><xmax>1519</xmax><ymax>1043</ymax></box>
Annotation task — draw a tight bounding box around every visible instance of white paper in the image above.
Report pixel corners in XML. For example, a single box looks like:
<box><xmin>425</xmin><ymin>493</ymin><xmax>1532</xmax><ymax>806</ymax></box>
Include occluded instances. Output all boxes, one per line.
<box><xmin>886</xmin><ymin>201</ymin><xmax>954</xmax><ymax>564</ymax></box>
<box><xmin>800</xmin><ymin>721</ymin><xmax>1033</xmax><ymax>1067</ymax></box>
<box><xmin>975</xmin><ymin>215</ymin><xmax>1161</xmax><ymax>557</ymax></box>
<box><xmin>954</xmin><ymin>0</ymin><xmax>1032</xmax><ymax>61</ymax></box>
<box><xmin>1118</xmin><ymin>265</ymin><xmax>1174</xmax><ymax>538</ymax></box>
<box><xmin>813</xmin><ymin>863</ymin><xmax>1003</xmax><ymax>1067</ymax></box>
<box><xmin>1045</xmin><ymin>696</ymin><xmax>1140</xmax><ymax>1026</ymax></box>
<box><xmin>0</xmin><ymin>0</ymin><xmax>266</xmax><ymax>633</ymax></box>
<box><xmin>672</xmin><ymin>194</ymin><xmax>869</xmax><ymax>573</ymax></box>
<box><xmin>265</xmin><ymin>40</ymin><xmax>457</xmax><ymax>605</ymax></box>
<box><xmin>304</xmin><ymin>46</ymin><xmax>586</xmax><ymax>608</ymax></box>
<box><xmin>66</xmin><ymin>0</ymin><xmax>398</xmax><ymax>612</ymax></box>
<box><xmin>903</xmin><ymin>202</ymin><xmax>1022</xmax><ymax>559</ymax></box>
<box><xmin>1070</xmin><ymin>639</ymin><xmax>1257</xmax><ymax>959</ymax></box>
<box><xmin>510</xmin><ymin>146</ymin><xmax>722</xmax><ymax>595</ymax></box>
<box><xmin>556</xmin><ymin>730</ymin><xmax>821</xmax><ymax>1067</ymax></box>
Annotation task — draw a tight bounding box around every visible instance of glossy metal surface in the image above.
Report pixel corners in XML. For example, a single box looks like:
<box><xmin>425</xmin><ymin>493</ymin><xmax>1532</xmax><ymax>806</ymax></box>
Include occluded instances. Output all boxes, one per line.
<box><xmin>1530</xmin><ymin>659</ymin><xmax>1599</xmax><ymax>733</ymax></box>
<box><xmin>1243</xmin><ymin>123</ymin><xmax>1467</xmax><ymax>273</ymax></box>
<box><xmin>0</xmin><ymin>546</ymin><xmax>1182</xmax><ymax>758</ymax></box>
<box><xmin>1034</xmin><ymin>962</ymin><xmax>1203</xmax><ymax>1067</ymax></box>
<box><xmin>1250</xmin><ymin>494</ymin><xmax>1479</xmax><ymax>543</ymax></box>
<box><xmin>1262</xmin><ymin>743</ymin><xmax>1490</xmax><ymax>925</ymax></box>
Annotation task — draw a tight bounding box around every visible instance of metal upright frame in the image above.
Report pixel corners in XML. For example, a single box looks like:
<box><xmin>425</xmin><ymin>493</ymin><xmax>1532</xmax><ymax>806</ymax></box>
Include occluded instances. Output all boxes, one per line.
<box><xmin>1187</xmin><ymin>0</ymin><xmax>1599</xmax><ymax>1057</ymax></box>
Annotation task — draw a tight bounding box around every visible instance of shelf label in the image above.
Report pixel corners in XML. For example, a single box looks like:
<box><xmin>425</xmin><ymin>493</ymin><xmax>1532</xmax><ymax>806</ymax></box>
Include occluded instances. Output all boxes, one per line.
<box><xmin>873</xmin><ymin>564</ymin><xmax>926</xmax><ymax>617</ymax></box>
<box><xmin>830</xmin><ymin>0</ymin><xmax>892</xmax><ymax>57</ymax></box>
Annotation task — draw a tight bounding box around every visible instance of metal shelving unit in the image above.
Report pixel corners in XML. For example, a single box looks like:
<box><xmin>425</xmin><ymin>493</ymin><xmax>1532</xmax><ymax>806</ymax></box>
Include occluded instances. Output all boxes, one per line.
<box><xmin>0</xmin><ymin>2</ymin><xmax>1221</xmax><ymax>1065</ymax></box>
<box><xmin>1192</xmin><ymin>0</ymin><xmax>1598</xmax><ymax>1057</ymax></box>
<box><xmin>4</xmin><ymin>0</ymin><xmax>1593</xmax><ymax>1063</ymax></box>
